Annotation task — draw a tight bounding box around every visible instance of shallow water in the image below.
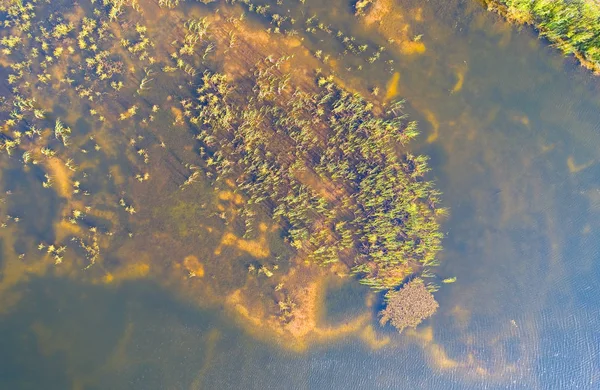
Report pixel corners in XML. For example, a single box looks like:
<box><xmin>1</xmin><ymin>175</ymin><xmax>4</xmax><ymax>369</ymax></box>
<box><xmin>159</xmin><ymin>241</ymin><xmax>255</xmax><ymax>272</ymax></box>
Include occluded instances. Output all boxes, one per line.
<box><xmin>1</xmin><ymin>0</ymin><xmax>600</xmax><ymax>389</ymax></box>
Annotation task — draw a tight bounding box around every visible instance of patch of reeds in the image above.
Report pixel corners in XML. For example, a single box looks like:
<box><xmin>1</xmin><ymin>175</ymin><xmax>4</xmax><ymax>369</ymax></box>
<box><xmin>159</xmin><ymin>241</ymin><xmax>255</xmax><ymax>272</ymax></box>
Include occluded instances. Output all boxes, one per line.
<box><xmin>485</xmin><ymin>0</ymin><xmax>600</xmax><ymax>74</ymax></box>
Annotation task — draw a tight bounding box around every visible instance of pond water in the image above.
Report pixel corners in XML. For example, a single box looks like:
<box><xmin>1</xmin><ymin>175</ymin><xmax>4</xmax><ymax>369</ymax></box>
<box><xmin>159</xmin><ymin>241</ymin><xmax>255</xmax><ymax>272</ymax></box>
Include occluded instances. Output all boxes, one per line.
<box><xmin>1</xmin><ymin>0</ymin><xmax>600</xmax><ymax>389</ymax></box>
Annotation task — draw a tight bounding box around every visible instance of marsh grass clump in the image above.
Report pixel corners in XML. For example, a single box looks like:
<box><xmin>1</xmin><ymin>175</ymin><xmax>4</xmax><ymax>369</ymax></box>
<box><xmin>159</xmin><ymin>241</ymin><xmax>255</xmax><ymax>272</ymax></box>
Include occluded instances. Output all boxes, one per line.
<box><xmin>485</xmin><ymin>0</ymin><xmax>600</xmax><ymax>73</ymax></box>
<box><xmin>379</xmin><ymin>277</ymin><xmax>439</xmax><ymax>333</ymax></box>
<box><xmin>354</xmin><ymin>0</ymin><xmax>374</xmax><ymax>16</ymax></box>
<box><xmin>158</xmin><ymin>0</ymin><xmax>182</xmax><ymax>8</ymax></box>
<box><xmin>185</xmin><ymin>53</ymin><xmax>445</xmax><ymax>324</ymax></box>
<box><xmin>103</xmin><ymin>0</ymin><xmax>141</xmax><ymax>21</ymax></box>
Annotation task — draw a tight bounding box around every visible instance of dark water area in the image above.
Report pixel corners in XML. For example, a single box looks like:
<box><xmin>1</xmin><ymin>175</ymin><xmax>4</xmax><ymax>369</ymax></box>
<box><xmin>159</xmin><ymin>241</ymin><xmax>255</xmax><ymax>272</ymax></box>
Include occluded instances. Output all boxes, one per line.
<box><xmin>1</xmin><ymin>0</ymin><xmax>600</xmax><ymax>388</ymax></box>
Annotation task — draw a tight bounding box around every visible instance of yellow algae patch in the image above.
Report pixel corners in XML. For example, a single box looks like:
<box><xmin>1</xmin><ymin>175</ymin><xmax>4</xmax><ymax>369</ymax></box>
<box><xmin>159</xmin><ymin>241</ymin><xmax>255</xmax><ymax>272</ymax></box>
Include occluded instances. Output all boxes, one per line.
<box><xmin>360</xmin><ymin>0</ymin><xmax>426</xmax><ymax>56</ymax></box>
<box><xmin>429</xmin><ymin>343</ymin><xmax>461</xmax><ymax>369</ymax></box>
<box><xmin>189</xmin><ymin>328</ymin><xmax>222</xmax><ymax>390</ymax></box>
<box><xmin>54</xmin><ymin>219</ymin><xmax>84</xmax><ymax>243</ymax></box>
<box><xmin>407</xmin><ymin>324</ymin><xmax>434</xmax><ymax>343</ymax></box>
<box><xmin>400</xmin><ymin>40</ymin><xmax>426</xmax><ymax>55</ymax></box>
<box><xmin>120</xmin><ymin>262</ymin><xmax>150</xmax><ymax>279</ymax></box>
<box><xmin>327</xmin><ymin>57</ymin><xmax>339</xmax><ymax>70</ymax></box>
<box><xmin>217</xmin><ymin>190</ymin><xmax>244</xmax><ymax>205</ymax></box>
<box><xmin>424</xmin><ymin>109</ymin><xmax>440</xmax><ymax>143</ymax></box>
<box><xmin>65</xmin><ymin>3</ymin><xmax>86</xmax><ymax>24</ymax></box>
<box><xmin>450</xmin><ymin>69</ymin><xmax>465</xmax><ymax>94</ymax></box>
<box><xmin>510</xmin><ymin>113</ymin><xmax>530</xmax><ymax>128</ymax></box>
<box><xmin>109</xmin><ymin>164</ymin><xmax>127</xmax><ymax>186</ymax></box>
<box><xmin>258</xmin><ymin>222</ymin><xmax>269</xmax><ymax>232</ymax></box>
<box><xmin>77</xmin><ymin>159</ymin><xmax>102</xmax><ymax>173</ymax></box>
<box><xmin>210</xmin><ymin>8</ymin><xmax>306</xmax><ymax>79</ymax></box>
<box><xmin>103</xmin><ymin>273</ymin><xmax>115</xmax><ymax>284</ymax></box>
<box><xmin>283</xmin><ymin>275</ymin><xmax>362</xmax><ymax>343</ymax></box>
<box><xmin>227</xmin><ymin>289</ymin><xmax>265</xmax><ymax>328</ymax></box>
<box><xmin>98</xmin><ymin>262</ymin><xmax>150</xmax><ymax>285</ymax></box>
<box><xmin>405</xmin><ymin>325</ymin><xmax>522</xmax><ymax>379</ymax></box>
<box><xmin>226</xmin><ymin>279</ymin><xmax>370</xmax><ymax>352</ymax></box>
<box><xmin>42</xmin><ymin>157</ymin><xmax>73</xmax><ymax>199</ymax></box>
<box><xmin>475</xmin><ymin>365</ymin><xmax>490</xmax><ymax>376</ymax></box>
<box><xmin>214</xmin><ymin>231</ymin><xmax>270</xmax><ymax>258</ymax></box>
<box><xmin>567</xmin><ymin>156</ymin><xmax>594</xmax><ymax>173</ymax></box>
<box><xmin>362</xmin><ymin>0</ymin><xmax>392</xmax><ymax>26</ymax></box>
<box><xmin>360</xmin><ymin>324</ymin><xmax>390</xmax><ymax>350</ymax></box>
<box><xmin>406</xmin><ymin>326</ymin><xmax>460</xmax><ymax>370</ymax></box>
<box><xmin>312</xmin><ymin>312</ymin><xmax>370</xmax><ymax>342</ymax></box>
<box><xmin>283</xmin><ymin>279</ymin><xmax>323</xmax><ymax>340</ymax></box>
<box><xmin>286</xmin><ymin>37</ymin><xmax>303</xmax><ymax>48</ymax></box>
<box><xmin>384</xmin><ymin>72</ymin><xmax>400</xmax><ymax>101</ymax></box>
<box><xmin>540</xmin><ymin>143</ymin><xmax>555</xmax><ymax>153</ymax></box>
<box><xmin>0</xmin><ymin>56</ymin><xmax>11</xmax><ymax>68</ymax></box>
<box><xmin>222</xmin><ymin>259</ymin><xmax>374</xmax><ymax>352</ymax></box>
<box><xmin>234</xmin><ymin>194</ymin><xmax>244</xmax><ymax>205</ymax></box>
<box><xmin>49</xmin><ymin>63</ymin><xmax>67</xmax><ymax>86</ymax></box>
<box><xmin>413</xmin><ymin>8</ymin><xmax>424</xmax><ymax>22</ymax></box>
<box><xmin>170</xmin><ymin>106</ymin><xmax>185</xmax><ymax>125</ymax></box>
<box><xmin>183</xmin><ymin>255</ymin><xmax>205</xmax><ymax>278</ymax></box>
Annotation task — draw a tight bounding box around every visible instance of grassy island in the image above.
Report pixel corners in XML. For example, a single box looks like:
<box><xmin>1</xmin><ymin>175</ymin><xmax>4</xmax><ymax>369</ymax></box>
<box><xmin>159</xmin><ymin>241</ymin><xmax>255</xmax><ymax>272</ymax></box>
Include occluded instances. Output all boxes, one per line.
<box><xmin>0</xmin><ymin>0</ymin><xmax>446</xmax><ymax>345</ymax></box>
<box><xmin>483</xmin><ymin>0</ymin><xmax>600</xmax><ymax>74</ymax></box>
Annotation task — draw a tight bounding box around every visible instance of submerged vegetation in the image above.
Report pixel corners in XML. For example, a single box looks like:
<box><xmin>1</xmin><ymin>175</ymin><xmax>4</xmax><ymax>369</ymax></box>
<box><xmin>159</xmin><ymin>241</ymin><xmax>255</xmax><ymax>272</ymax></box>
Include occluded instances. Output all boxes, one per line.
<box><xmin>484</xmin><ymin>0</ymin><xmax>600</xmax><ymax>74</ymax></box>
<box><xmin>0</xmin><ymin>0</ymin><xmax>446</xmax><ymax>339</ymax></box>
<box><xmin>188</xmin><ymin>66</ymin><xmax>445</xmax><ymax>291</ymax></box>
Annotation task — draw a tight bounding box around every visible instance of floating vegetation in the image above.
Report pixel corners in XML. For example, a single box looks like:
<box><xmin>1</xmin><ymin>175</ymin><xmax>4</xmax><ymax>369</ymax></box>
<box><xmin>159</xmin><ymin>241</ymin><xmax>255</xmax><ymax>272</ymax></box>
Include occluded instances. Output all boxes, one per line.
<box><xmin>0</xmin><ymin>0</ymin><xmax>446</xmax><ymax>339</ymax></box>
<box><xmin>379</xmin><ymin>277</ymin><xmax>439</xmax><ymax>333</ymax></box>
<box><xmin>484</xmin><ymin>0</ymin><xmax>600</xmax><ymax>74</ymax></box>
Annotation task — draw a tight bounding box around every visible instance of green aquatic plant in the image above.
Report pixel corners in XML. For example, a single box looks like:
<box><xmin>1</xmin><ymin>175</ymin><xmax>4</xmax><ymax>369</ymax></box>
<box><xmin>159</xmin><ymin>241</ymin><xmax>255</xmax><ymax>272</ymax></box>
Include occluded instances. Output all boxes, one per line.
<box><xmin>485</xmin><ymin>0</ymin><xmax>600</xmax><ymax>73</ymax></box>
<box><xmin>103</xmin><ymin>0</ymin><xmax>141</xmax><ymax>21</ymax></box>
<box><xmin>137</xmin><ymin>67</ymin><xmax>154</xmax><ymax>94</ymax></box>
<box><xmin>54</xmin><ymin>118</ymin><xmax>71</xmax><ymax>146</ymax></box>
<box><xmin>184</xmin><ymin>56</ymin><xmax>445</xmax><ymax>301</ymax></box>
<box><xmin>353</xmin><ymin>0</ymin><xmax>373</xmax><ymax>16</ymax></box>
<box><xmin>159</xmin><ymin>0</ymin><xmax>181</xmax><ymax>8</ymax></box>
